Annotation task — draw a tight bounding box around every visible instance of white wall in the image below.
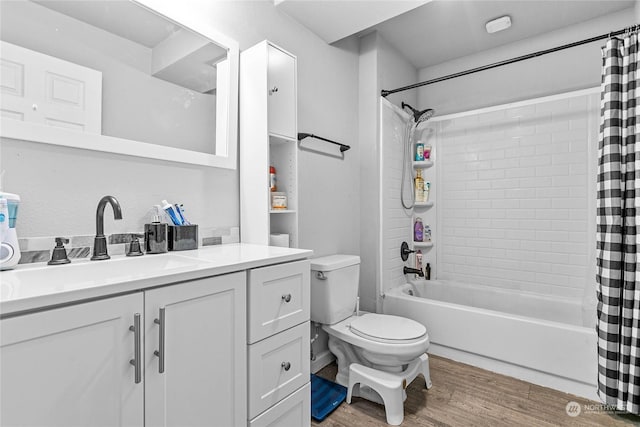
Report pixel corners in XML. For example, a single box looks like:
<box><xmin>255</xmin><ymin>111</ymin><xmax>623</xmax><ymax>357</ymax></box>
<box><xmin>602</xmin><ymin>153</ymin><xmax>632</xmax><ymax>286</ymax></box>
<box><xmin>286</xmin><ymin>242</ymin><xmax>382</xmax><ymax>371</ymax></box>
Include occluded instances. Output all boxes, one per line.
<box><xmin>1</xmin><ymin>0</ymin><xmax>360</xmax><ymax>258</ymax></box>
<box><xmin>359</xmin><ymin>31</ymin><xmax>418</xmax><ymax>311</ymax></box>
<box><xmin>138</xmin><ymin>0</ymin><xmax>361</xmax><ymax>257</ymax></box>
<box><xmin>417</xmin><ymin>8</ymin><xmax>636</xmax><ymax>115</ymax></box>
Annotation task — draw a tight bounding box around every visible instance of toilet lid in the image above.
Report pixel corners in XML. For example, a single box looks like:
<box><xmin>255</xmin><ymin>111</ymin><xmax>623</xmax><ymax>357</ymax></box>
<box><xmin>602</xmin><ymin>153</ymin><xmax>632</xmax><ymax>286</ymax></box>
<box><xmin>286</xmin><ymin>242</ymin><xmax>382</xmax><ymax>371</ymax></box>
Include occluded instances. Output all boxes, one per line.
<box><xmin>349</xmin><ymin>313</ymin><xmax>426</xmax><ymax>344</ymax></box>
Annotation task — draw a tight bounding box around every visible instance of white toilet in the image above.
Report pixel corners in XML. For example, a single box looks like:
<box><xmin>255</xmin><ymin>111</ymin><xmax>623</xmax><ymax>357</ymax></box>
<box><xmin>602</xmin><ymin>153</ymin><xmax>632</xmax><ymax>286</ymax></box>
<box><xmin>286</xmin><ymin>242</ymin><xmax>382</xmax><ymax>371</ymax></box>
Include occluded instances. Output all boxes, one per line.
<box><xmin>311</xmin><ymin>254</ymin><xmax>432</xmax><ymax>424</ymax></box>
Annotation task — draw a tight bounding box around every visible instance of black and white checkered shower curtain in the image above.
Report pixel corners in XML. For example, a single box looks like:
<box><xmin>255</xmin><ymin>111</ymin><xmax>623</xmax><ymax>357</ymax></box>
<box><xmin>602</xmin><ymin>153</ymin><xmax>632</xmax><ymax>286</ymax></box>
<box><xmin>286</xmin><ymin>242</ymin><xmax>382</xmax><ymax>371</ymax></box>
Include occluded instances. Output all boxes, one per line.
<box><xmin>596</xmin><ymin>32</ymin><xmax>640</xmax><ymax>415</ymax></box>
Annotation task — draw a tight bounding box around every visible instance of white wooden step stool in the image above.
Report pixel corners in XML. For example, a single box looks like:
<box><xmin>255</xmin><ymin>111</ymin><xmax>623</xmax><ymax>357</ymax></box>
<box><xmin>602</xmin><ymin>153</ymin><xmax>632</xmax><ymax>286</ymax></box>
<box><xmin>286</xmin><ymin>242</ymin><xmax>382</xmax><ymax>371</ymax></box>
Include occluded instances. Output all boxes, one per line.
<box><xmin>346</xmin><ymin>353</ymin><xmax>432</xmax><ymax>425</ymax></box>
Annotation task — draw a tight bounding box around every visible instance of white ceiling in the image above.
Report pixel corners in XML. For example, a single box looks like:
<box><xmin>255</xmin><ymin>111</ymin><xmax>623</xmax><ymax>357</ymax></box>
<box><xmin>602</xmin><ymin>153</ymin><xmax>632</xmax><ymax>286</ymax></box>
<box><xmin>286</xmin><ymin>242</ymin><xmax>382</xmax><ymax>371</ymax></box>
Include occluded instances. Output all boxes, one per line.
<box><xmin>277</xmin><ymin>0</ymin><xmax>635</xmax><ymax>69</ymax></box>
<box><xmin>275</xmin><ymin>0</ymin><xmax>431</xmax><ymax>44</ymax></box>
<box><xmin>371</xmin><ymin>0</ymin><xmax>635</xmax><ymax>69</ymax></box>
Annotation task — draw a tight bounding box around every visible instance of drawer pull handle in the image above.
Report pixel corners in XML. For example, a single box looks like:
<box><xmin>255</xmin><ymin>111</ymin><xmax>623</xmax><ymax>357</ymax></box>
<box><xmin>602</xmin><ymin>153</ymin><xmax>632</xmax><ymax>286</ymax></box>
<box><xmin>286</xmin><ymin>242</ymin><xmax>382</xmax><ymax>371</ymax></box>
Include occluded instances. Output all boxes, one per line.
<box><xmin>282</xmin><ymin>294</ymin><xmax>292</xmax><ymax>303</ymax></box>
<box><xmin>281</xmin><ymin>361</ymin><xmax>291</xmax><ymax>371</ymax></box>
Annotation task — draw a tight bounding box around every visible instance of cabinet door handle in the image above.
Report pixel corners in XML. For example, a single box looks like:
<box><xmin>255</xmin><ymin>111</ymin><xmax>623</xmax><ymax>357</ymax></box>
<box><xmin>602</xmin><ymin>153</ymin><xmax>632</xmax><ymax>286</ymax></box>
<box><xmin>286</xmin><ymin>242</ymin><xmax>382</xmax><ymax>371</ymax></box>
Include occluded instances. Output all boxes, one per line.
<box><xmin>281</xmin><ymin>361</ymin><xmax>291</xmax><ymax>371</ymax></box>
<box><xmin>269</xmin><ymin>86</ymin><xmax>279</xmax><ymax>95</ymax></box>
<box><xmin>129</xmin><ymin>313</ymin><xmax>141</xmax><ymax>384</ymax></box>
<box><xmin>153</xmin><ymin>307</ymin><xmax>165</xmax><ymax>374</ymax></box>
<box><xmin>281</xmin><ymin>294</ymin><xmax>292</xmax><ymax>303</ymax></box>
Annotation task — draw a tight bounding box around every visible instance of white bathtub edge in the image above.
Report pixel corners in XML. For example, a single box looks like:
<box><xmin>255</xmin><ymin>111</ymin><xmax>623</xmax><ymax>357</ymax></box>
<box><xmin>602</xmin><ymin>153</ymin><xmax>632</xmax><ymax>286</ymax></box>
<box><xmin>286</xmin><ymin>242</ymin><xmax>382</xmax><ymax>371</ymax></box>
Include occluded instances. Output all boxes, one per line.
<box><xmin>429</xmin><ymin>343</ymin><xmax>598</xmax><ymax>401</ymax></box>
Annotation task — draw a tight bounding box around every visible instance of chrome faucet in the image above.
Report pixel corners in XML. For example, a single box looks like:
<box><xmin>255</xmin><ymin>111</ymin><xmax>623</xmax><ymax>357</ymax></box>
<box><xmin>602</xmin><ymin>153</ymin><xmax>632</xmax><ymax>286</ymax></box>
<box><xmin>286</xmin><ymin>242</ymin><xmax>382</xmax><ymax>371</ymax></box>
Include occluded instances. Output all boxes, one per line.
<box><xmin>403</xmin><ymin>266</ymin><xmax>424</xmax><ymax>277</ymax></box>
<box><xmin>91</xmin><ymin>195</ymin><xmax>123</xmax><ymax>261</ymax></box>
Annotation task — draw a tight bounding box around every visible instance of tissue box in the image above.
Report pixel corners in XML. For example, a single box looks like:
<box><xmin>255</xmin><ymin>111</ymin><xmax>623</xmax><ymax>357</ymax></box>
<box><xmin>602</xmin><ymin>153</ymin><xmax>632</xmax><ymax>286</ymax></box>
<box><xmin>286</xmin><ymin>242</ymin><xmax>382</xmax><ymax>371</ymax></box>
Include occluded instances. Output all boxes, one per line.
<box><xmin>168</xmin><ymin>224</ymin><xmax>198</xmax><ymax>251</ymax></box>
<box><xmin>269</xmin><ymin>233</ymin><xmax>290</xmax><ymax>248</ymax></box>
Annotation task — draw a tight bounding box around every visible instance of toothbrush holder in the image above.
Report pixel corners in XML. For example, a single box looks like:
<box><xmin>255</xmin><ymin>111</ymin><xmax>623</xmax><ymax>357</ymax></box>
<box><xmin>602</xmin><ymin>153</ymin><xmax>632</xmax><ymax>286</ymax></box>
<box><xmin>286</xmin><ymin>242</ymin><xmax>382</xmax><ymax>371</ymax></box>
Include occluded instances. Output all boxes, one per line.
<box><xmin>168</xmin><ymin>224</ymin><xmax>198</xmax><ymax>251</ymax></box>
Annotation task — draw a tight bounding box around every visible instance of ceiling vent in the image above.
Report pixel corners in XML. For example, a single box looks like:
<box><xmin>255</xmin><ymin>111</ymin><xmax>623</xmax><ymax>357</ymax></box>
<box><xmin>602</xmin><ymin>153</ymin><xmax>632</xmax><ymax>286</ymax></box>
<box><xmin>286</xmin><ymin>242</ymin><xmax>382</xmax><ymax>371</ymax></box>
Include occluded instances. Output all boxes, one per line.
<box><xmin>486</xmin><ymin>16</ymin><xmax>512</xmax><ymax>34</ymax></box>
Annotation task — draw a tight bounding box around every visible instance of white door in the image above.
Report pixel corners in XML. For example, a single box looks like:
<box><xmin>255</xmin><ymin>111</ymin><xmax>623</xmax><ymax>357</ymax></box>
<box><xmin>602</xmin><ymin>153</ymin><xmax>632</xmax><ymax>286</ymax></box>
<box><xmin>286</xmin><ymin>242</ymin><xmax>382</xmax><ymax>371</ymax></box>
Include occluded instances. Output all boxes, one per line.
<box><xmin>0</xmin><ymin>40</ymin><xmax>102</xmax><ymax>132</ymax></box>
<box><xmin>144</xmin><ymin>272</ymin><xmax>247</xmax><ymax>427</ymax></box>
<box><xmin>0</xmin><ymin>293</ymin><xmax>144</xmax><ymax>427</ymax></box>
<box><xmin>267</xmin><ymin>45</ymin><xmax>295</xmax><ymax>139</ymax></box>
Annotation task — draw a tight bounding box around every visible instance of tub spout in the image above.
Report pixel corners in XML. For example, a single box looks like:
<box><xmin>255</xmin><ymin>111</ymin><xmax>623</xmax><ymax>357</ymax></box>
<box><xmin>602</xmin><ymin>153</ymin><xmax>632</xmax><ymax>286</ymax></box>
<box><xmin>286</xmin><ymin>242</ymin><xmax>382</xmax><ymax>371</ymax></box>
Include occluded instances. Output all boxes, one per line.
<box><xmin>403</xmin><ymin>266</ymin><xmax>424</xmax><ymax>277</ymax></box>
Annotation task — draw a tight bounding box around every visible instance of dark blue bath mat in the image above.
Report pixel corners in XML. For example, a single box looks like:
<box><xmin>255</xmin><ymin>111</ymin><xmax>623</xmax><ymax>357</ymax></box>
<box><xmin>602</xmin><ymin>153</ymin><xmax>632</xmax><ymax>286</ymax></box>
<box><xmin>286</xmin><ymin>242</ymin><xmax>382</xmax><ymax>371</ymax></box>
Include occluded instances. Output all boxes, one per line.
<box><xmin>310</xmin><ymin>374</ymin><xmax>347</xmax><ymax>421</ymax></box>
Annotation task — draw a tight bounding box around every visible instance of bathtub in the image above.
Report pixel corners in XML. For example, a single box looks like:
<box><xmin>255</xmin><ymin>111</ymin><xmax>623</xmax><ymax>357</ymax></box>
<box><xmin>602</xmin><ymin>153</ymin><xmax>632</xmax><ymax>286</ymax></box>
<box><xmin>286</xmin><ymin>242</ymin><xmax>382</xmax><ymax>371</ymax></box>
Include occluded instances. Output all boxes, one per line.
<box><xmin>383</xmin><ymin>280</ymin><xmax>598</xmax><ymax>400</ymax></box>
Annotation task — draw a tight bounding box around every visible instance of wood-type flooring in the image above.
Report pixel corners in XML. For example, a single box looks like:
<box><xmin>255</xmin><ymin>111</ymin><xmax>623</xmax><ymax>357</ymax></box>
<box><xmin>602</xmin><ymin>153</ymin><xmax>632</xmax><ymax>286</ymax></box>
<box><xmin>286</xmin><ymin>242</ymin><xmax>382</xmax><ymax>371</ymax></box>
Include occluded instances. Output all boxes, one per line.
<box><xmin>311</xmin><ymin>355</ymin><xmax>640</xmax><ymax>427</ymax></box>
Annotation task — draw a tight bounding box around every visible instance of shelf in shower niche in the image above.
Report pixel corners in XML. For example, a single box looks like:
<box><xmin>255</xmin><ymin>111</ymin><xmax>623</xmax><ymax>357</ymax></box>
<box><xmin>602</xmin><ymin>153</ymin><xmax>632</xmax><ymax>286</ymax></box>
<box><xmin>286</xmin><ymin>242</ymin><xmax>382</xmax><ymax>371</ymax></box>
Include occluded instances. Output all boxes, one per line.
<box><xmin>413</xmin><ymin>160</ymin><xmax>433</xmax><ymax>169</ymax></box>
<box><xmin>413</xmin><ymin>241</ymin><xmax>433</xmax><ymax>249</ymax></box>
<box><xmin>414</xmin><ymin>201</ymin><xmax>434</xmax><ymax>209</ymax></box>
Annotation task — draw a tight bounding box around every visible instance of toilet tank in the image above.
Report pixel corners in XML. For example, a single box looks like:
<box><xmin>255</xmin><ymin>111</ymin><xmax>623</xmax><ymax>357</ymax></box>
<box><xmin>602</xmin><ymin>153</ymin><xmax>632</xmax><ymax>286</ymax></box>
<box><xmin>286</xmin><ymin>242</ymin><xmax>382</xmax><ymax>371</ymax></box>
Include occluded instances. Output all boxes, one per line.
<box><xmin>310</xmin><ymin>254</ymin><xmax>360</xmax><ymax>325</ymax></box>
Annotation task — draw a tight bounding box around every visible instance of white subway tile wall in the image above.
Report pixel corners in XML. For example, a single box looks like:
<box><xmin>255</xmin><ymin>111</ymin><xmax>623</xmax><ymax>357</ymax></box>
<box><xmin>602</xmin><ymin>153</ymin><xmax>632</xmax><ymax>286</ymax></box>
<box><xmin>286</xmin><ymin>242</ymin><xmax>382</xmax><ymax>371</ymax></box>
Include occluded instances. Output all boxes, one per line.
<box><xmin>437</xmin><ymin>93</ymin><xmax>598</xmax><ymax>300</ymax></box>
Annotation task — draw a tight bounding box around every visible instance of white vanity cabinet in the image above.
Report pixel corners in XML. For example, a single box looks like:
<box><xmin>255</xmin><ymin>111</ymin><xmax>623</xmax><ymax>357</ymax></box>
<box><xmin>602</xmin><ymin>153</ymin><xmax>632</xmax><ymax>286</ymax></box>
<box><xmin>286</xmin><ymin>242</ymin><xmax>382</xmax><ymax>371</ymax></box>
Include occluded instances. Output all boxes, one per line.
<box><xmin>144</xmin><ymin>272</ymin><xmax>247</xmax><ymax>427</ymax></box>
<box><xmin>0</xmin><ymin>293</ymin><xmax>145</xmax><ymax>426</ymax></box>
<box><xmin>247</xmin><ymin>260</ymin><xmax>311</xmax><ymax>427</ymax></box>
<box><xmin>0</xmin><ymin>273</ymin><xmax>246</xmax><ymax>427</ymax></box>
<box><xmin>0</xmin><ymin>250</ymin><xmax>311</xmax><ymax>427</ymax></box>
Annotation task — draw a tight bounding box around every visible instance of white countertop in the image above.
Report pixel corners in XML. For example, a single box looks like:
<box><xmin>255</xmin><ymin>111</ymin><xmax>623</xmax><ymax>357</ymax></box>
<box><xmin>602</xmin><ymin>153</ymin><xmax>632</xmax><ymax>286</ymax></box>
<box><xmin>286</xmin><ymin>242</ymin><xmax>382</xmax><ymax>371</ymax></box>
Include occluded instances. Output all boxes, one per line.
<box><xmin>0</xmin><ymin>244</ymin><xmax>313</xmax><ymax>317</ymax></box>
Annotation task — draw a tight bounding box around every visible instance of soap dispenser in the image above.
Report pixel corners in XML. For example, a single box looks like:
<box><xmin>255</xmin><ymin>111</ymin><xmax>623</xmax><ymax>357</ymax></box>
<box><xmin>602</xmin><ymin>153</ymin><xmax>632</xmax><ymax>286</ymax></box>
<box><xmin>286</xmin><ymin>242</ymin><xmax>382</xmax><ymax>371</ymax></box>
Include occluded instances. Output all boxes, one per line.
<box><xmin>48</xmin><ymin>237</ymin><xmax>71</xmax><ymax>265</ymax></box>
<box><xmin>145</xmin><ymin>213</ymin><xmax>168</xmax><ymax>254</ymax></box>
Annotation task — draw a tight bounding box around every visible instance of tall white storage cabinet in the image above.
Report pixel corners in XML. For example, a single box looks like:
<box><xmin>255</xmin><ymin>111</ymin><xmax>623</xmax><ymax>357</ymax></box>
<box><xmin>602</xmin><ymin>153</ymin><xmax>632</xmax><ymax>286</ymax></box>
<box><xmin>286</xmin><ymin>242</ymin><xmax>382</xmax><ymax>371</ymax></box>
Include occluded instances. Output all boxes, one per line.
<box><xmin>241</xmin><ymin>41</ymin><xmax>299</xmax><ymax>248</ymax></box>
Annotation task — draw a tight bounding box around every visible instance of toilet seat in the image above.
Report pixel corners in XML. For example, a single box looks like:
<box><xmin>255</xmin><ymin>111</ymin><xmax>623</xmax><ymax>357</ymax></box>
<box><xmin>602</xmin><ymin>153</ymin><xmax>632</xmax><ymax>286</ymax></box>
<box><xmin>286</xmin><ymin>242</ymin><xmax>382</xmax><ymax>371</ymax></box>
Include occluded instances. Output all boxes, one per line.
<box><xmin>349</xmin><ymin>313</ymin><xmax>426</xmax><ymax>344</ymax></box>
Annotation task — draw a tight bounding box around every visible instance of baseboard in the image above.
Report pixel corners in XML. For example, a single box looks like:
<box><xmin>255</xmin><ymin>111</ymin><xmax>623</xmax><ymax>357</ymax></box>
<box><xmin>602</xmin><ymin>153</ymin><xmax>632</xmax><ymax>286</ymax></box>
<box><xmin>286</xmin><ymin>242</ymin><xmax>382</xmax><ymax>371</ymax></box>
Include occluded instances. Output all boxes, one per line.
<box><xmin>429</xmin><ymin>343</ymin><xmax>599</xmax><ymax>401</ymax></box>
<box><xmin>311</xmin><ymin>350</ymin><xmax>335</xmax><ymax>374</ymax></box>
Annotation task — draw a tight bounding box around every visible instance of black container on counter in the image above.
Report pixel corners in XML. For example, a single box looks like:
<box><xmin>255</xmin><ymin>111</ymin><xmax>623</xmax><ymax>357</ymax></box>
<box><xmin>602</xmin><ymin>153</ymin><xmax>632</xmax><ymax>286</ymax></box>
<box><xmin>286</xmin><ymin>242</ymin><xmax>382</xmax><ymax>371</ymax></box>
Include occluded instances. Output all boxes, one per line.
<box><xmin>145</xmin><ymin>222</ymin><xmax>168</xmax><ymax>254</ymax></box>
<box><xmin>168</xmin><ymin>224</ymin><xmax>198</xmax><ymax>251</ymax></box>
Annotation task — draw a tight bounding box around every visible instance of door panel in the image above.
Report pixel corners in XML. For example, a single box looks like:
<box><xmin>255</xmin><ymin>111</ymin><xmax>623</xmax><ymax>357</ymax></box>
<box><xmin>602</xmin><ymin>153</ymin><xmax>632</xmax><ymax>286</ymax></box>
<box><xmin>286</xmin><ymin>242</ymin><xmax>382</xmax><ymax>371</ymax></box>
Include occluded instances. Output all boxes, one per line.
<box><xmin>0</xmin><ymin>293</ymin><xmax>144</xmax><ymax>427</ymax></box>
<box><xmin>145</xmin><ymin>272</ymin><xmax>247</xmax><ymax>427</ymax></box>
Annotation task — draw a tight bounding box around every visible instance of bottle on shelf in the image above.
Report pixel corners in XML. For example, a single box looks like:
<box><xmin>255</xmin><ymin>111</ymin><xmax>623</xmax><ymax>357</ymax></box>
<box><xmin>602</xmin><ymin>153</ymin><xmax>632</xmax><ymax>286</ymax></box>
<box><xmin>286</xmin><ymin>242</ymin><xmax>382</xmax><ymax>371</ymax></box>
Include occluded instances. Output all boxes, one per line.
<box><xmin>423</xmin><ymin>224</ymin><xmax>431</xmax><ymax>242</ymax></box>
<box><xmin>425</xmin><ymin>263</ymin><xmax>431</xmax><ymax>280</ymax></box>
<box><xmin>269</xmin><ymin>166</ymin><xmax>277</xmax><ymax>192</ymax></box>
<box><xmin>414</xmin><ymin>217</ymin><xmax>423</xmax><ymax>242</ymax></box>
<box><xmin>415</xmin><ymin>141</ymin><xmax>424</xmax><ymax>161</ymax></box>
<box><xmin>415</xmin><ymin>250</ymin><xmax>423</xmax><ymax>279</ymax></box>
<box><xmin>415</xmin><ymin>169</ymin><xmax>425</xmax><ymax>203</ymax></box>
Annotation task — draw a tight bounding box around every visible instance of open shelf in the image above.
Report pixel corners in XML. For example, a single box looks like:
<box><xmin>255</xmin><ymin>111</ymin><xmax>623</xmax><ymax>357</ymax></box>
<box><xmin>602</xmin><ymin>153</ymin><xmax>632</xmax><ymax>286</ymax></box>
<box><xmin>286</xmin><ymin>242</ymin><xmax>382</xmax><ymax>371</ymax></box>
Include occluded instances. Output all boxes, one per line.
<box><xmin>413</xmin><ymin>241</ymin><xmax>434</xmax><ymax>249</ymax></box>
<box><xmin>413</xmin><ymin>160</ymin><xmax>434</xmax><ymax>169</ymax></box>
<box><xmin>414</xmin><ymin>201</ymin><xmax>434</xmax><ymax>209</ymax></box>
<box><xmin>270</xmin><ymin>209</ymin><xmax>297</xmax><ymax>214</ymax></box>
<box><xmin>269</xmin><ymin>133</ymin><xmax>297</xmax><ymax>145</ymax></box>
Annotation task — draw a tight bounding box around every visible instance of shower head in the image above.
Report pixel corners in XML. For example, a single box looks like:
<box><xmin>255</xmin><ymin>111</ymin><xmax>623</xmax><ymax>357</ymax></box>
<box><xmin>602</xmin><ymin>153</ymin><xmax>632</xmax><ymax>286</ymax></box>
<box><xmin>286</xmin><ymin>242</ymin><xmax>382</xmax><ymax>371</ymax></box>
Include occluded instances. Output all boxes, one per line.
<box><xmin>402</xmin><ymin>102</ymin><xmax>435</xmax><ymax>125</ymax></box>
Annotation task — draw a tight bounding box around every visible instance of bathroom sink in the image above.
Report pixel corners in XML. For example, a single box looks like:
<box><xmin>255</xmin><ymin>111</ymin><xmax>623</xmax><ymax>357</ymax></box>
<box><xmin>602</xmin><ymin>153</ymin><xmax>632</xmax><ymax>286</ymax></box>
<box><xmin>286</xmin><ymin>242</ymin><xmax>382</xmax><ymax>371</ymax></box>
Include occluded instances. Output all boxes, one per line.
<box><xmin>1</xmin><ymin>254</ymin><xmax>213</xmax><ymax>302</ymax></box>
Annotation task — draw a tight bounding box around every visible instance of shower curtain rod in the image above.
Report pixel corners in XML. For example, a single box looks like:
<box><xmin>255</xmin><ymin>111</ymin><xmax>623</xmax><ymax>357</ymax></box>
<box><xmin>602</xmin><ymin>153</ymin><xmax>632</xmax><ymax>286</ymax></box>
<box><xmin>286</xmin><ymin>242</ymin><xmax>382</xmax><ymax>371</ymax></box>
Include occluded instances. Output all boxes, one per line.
<box><xmin>381</xmin><ymin>25</ymin><xmax>639</xmax><ymax>97</ymax></box>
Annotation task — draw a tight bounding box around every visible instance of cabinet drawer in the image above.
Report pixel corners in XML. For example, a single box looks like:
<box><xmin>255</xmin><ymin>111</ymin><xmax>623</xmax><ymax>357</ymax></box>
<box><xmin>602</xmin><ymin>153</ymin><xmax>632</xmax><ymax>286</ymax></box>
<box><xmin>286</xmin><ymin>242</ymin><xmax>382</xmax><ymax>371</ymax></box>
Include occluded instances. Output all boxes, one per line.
<box><xmin>249</xmin><ymin>382</ymin><xmax>310</xmax><ymax>427</ymax></box>
<box><xmin>248</xmin><ymin>322</ymin><xmax>310</xmax><ymax>419</ymax></box>
<box><xmin>248</xmin><ymin>260</ymin><xmax>310</xmax><ymax>343</ymax></box>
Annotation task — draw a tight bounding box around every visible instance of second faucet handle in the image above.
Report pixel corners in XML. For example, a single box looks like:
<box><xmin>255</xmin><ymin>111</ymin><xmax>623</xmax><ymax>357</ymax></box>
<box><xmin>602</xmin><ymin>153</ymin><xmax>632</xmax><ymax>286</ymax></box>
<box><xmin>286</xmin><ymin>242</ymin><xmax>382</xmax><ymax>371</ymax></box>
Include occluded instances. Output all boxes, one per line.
<box><xmin>126</xmin><ymin>234</ymin><xmax>145</xmax><ymax>257</ymax></box>
<box><xmin>48</xmin><ymin>237</ymin><xmax>71</xmax><ymax>265</ymax></box>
